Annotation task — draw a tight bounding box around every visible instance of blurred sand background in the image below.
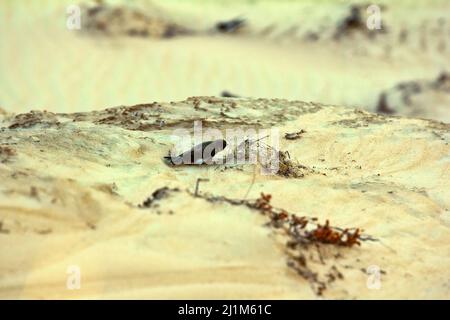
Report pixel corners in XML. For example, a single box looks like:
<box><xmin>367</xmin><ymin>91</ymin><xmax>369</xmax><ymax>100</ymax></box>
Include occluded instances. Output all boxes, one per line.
<box><xmin>0</xmin><ymin>0</ymin><xmax>449</xmax><ymax>118</ymax></box>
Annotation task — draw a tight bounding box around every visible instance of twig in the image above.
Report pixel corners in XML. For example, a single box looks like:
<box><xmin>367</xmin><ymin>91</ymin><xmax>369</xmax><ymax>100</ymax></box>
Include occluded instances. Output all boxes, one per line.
<box><xmin>195</xmin><ymin>178</ymin><xmax>209</xmax><ymax>197</ymax></box>
<box><xmin>243</xmin><ymin>164</ymin><xmax>257</xmax><ymax>200</ymax></box>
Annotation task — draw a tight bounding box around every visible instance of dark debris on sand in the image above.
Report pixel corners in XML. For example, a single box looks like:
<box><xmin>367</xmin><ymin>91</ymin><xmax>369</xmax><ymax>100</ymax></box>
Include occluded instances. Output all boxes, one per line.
<box><xmin>83</xmin><ymin>3</ymin><xmax>191</xmax><ymax>39</ymax></box>
<box><xmin>334</xmin><ymin>4</ymin><xmax>387</xmax><ymax>40</ymax></box>
<box><xmin>7</xmin><ymin>111</ymin><xmax>60</xmax><ymax>130</ymax></box>
<box><xmin>190</xmin><ymin>191</ymin><xmax>376</xmax><ymax>296</ymax></box>
<box><xmin>284</xmin><ymin>130</ymin><xmax>306</xmax><ymax>140</ymax></box>
<box><xmin>220</xmin><ymin>91</ymin><xmax>241</xmax><ymax>98</ymax></box>
<box><xmin>139</xmin><ymin>187</ymin><xmax>180</xmax><ymax>208</ymax></box>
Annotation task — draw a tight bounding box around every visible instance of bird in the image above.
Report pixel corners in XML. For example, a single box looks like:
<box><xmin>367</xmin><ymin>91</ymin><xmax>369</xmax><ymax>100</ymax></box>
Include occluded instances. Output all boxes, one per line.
<box><xmin>163</xmin><ymin>139</ymin><xmax>227</xmax><ymax>166</ymax></box>
<box><xmin>215</xmin><ymin>17</ymin><xmax>246</xmax><ymax>33</ymax></box>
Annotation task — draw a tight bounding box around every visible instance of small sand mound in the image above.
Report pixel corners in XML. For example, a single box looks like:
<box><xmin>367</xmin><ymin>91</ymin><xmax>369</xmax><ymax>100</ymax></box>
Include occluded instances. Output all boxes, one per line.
<box><xmin>376</xmin><ymin>71</ymin><xmax>450</xmax><ymax>122</ymax></box>
<box><xmin>82</xmin><ymin>3</ymin><xmax>191</xmax><ymax>38</ymax></box>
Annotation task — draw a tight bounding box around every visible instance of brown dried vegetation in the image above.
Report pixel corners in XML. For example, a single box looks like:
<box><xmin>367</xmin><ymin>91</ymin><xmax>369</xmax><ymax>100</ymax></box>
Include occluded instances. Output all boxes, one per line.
<box><xmin>184</xmin><ymin>188</ymin><xmax>374</xmax><ymax>295</ymax></box>
<box><xmin>0</xmin><ymin>145</ymin><xmax>16</xmax><ymax>163</ymax></box>
<box><xmin>8</xmin><ymin>111</ymin><xmax>59</xmax><ymax>129</ymax></box>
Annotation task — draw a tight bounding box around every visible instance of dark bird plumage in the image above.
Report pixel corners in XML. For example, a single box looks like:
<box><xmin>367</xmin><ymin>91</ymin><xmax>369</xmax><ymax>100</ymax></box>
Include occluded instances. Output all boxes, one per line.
<box><xmin>164</xmin><ymin>139</ymin><xmax>227</xmax><ymax>166</ymax></box>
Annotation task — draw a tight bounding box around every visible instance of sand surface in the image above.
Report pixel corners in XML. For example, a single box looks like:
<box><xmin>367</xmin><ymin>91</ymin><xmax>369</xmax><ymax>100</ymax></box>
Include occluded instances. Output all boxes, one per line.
<box><xmin>0</xmin><ymin>0</ymin><xmax>449</xmax><ymax>299</ymax></box>
<box><xmin>0</xmin><ymin>0</ymin><xmax>449</xmax><ymax>118</ymax></box>
<box><xmin>0</xmin><ymin>97</ymin><xmax>449</xmax><ymax>299</ymax></box>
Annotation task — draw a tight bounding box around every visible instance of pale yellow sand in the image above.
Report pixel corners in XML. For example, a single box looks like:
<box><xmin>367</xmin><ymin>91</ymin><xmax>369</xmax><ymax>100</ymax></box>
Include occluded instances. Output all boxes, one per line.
<box><xmin>0</xmin><ymin>0</ymin><xmax>449</xmax><ymax>117</ymax></box>
<box><xmin>0</xmin><ymin>98</ymin><xmax>449</xmax><ymax>299</ymax></box>
<box><xmin>0</xmin><ymin>0</ymin><xmax>449</xmax><ymax>299</ymax></box>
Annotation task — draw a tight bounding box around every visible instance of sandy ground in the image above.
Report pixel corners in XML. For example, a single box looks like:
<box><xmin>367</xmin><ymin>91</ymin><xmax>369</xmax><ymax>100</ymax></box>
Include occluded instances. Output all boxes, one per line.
<box><xmin>0</xmin><ymin>97</ymin><xmax>449</xmax><ymax>299</ymax></box>
<box><xmin>0</xmin><ymin>0</ymin><xmax>449</xmax><ymax>299</ymax></box>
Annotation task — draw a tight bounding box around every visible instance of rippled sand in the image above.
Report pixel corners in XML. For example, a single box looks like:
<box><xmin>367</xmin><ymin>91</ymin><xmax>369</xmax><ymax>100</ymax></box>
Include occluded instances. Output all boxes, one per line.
<box><xmin>0</xmin><ymin>0</ymin><xmax>449</xmax><ymax>117</ymax></box>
